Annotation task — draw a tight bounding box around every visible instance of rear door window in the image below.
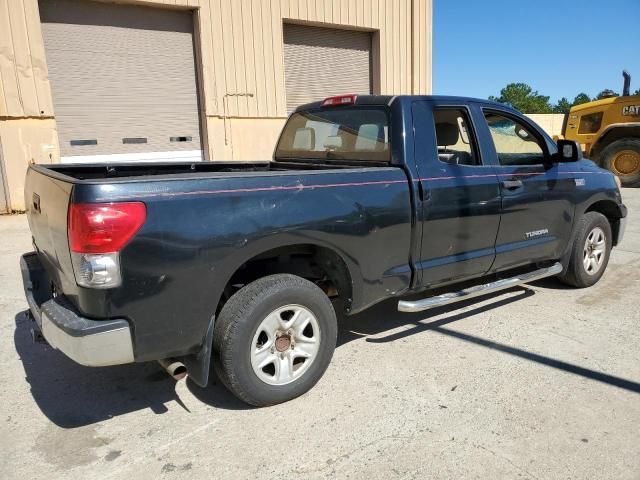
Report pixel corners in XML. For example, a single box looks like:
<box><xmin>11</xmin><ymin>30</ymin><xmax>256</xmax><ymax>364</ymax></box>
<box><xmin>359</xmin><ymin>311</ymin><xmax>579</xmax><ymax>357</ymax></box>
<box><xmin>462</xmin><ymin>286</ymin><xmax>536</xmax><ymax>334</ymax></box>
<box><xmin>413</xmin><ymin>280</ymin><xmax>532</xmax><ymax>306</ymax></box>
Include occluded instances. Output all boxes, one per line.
<box><xmin>433</xmin><ymin>108</ymin><xmax>480</xmax><ymax>166</ymax></box>
<box><xmin>275</xmin><ymin>107</ymin><xmax>390</xmax><ymax>162</ymax></box>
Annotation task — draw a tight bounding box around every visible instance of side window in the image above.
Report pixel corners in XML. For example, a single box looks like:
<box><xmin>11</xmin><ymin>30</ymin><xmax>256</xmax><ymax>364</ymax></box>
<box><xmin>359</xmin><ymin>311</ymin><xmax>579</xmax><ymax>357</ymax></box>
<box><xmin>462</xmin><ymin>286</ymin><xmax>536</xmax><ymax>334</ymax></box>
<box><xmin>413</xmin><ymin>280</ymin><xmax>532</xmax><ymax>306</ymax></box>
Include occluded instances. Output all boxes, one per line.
<box><xmin>484</xmin><ymin>112</ymin><xmax>545</xmax><ymax>166</ymax></box>
<box><xmin>433</xmin><ymin>109</ymin><xmax>480</xmax><ymax>166</ymax></box>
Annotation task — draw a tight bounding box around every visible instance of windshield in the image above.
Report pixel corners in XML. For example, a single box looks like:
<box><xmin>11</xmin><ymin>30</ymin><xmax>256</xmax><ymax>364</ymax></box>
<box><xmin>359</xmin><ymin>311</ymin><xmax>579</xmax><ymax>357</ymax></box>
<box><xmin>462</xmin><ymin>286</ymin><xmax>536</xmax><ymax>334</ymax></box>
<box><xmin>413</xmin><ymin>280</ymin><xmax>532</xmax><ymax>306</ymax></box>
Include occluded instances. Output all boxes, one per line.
<box><xmin>274</xmin><ymin>107</ymin><xmax>390</xmax><ymax>162</ymax></box>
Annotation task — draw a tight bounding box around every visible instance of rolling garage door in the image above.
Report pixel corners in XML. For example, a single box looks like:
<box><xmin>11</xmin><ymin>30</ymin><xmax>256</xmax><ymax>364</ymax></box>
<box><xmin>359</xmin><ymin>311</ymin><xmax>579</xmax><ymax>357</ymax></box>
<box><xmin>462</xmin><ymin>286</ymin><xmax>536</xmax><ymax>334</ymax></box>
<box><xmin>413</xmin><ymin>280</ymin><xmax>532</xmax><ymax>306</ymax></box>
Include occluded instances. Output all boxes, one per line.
<box><xmin>283</xmin><ymin>24</ymin><xmax>372</xmax><ymax>113</ymax></box>
<box><xmin>39</xmin><ymin>0</ymin><xmax>202</xmax><ymax>163</ymax></box>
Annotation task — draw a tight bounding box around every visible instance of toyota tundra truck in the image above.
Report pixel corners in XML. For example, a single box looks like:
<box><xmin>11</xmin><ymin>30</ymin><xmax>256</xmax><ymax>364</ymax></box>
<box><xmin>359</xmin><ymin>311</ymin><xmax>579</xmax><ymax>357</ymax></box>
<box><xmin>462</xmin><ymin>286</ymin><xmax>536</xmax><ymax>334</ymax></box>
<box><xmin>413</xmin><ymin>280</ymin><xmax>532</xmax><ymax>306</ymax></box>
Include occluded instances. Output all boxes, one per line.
<box><xmin>21</xmin><ymin>95</ymin><xmax>627</xmax><ymax>406</ymax></box>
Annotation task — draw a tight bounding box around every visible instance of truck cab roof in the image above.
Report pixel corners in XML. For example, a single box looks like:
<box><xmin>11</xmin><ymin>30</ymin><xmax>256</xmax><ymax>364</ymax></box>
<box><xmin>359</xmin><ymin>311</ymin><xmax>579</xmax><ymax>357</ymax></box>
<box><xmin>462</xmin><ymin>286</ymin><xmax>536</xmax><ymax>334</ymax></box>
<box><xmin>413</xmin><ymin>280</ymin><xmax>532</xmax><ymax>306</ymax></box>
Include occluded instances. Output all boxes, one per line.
<box><xmin>294</xmin><ymin>94</ymin><xmax>518</xmax><ymax>113</ymax></box>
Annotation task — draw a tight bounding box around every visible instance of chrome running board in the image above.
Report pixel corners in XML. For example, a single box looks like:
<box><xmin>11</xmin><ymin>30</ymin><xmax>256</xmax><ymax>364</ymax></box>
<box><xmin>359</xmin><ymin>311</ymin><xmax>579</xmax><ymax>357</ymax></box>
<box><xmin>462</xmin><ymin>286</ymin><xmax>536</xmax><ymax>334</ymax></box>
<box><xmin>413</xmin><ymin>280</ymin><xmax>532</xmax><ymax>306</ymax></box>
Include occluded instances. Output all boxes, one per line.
<box><xmin>397</xmin><ymin>262</ymin><xmax>563</xmax><ymax>313</ymax></box>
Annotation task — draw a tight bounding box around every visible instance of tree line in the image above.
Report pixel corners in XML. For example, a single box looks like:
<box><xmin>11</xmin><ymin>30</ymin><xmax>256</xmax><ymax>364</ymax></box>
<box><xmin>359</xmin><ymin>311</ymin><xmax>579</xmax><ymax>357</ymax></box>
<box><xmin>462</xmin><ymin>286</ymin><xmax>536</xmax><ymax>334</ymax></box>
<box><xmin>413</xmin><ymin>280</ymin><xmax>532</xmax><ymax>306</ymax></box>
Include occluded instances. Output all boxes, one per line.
<box><xmin>488</xmin><ymin>83</ymin><xmax>640</xmax><ymax>114</ymax></box>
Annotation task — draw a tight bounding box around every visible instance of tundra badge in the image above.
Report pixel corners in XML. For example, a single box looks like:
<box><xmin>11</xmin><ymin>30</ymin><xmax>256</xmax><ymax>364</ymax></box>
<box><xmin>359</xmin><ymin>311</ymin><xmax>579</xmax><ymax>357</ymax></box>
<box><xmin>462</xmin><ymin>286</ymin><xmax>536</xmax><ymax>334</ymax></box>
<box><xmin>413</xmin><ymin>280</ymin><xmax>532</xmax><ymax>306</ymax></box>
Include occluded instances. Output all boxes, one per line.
<box><xmin>526</xmin><ymin>229</ymin><xmax>549</xmax><ymax>239</ymax></box>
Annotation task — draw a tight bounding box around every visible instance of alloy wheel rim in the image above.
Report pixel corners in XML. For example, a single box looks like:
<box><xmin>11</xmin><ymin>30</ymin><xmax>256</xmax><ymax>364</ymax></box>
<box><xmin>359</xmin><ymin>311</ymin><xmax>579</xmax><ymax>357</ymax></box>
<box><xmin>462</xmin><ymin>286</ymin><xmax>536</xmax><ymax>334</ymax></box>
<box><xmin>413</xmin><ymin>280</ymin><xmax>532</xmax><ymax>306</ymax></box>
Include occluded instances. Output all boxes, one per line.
<box><xmin>611</xmin><ymin>149</ymin><xmax>640</xmax><ymax>176</ymax></box>
<box><xmin>250</xmin><ymin>304</ymin><xmax>321</xmax><ymax>385</ymax></box>
<box><xmin>582</xmin><ymin>227</ymin><xmax>606</xmax><ymax>276</ymax></box>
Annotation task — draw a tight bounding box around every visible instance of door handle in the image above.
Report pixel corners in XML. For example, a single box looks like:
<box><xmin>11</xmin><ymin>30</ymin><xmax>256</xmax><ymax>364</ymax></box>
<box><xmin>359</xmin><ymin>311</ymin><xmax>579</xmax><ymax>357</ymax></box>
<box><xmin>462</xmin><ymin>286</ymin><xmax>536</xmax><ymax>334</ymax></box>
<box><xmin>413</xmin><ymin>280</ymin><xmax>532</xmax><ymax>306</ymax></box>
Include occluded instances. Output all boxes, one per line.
<box><xmin>501</xmin><ymin>179</ymin><xmax>523</xmax><ymax>190</ymax></box>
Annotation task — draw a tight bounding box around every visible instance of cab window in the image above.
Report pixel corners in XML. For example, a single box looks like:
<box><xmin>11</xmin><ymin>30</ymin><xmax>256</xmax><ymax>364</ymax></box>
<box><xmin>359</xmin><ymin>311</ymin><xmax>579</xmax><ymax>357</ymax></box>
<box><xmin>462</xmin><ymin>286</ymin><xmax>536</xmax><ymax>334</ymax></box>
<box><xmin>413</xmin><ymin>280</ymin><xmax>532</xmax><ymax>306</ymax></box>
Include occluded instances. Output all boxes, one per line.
<box><xmin>433</xmin><ymin>109</ymin><xmax>480</xmax><ymax>166</ymax></box>
<box><xmin>484</xmin><ymin>112</ymin><xmax>545</xmax><ymax>166</ymax></box>
<box><xmin>275</xmin><ymin>107</ymin><xmax>390</xmax><ymax>163</ymax></box>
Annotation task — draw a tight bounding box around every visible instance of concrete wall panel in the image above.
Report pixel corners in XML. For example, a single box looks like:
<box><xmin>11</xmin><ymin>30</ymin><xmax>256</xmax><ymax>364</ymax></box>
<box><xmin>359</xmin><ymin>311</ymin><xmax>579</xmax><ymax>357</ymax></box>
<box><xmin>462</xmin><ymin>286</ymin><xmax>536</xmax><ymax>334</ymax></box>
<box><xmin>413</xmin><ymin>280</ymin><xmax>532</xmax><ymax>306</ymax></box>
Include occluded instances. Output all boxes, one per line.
<box><xmin>0</xmin><ymin>0</ymin><xmax>54</xmax><ymax>118</ymax></box>
<box><xmin>0</xmin><ymin>118</ymin><xmax>58</xmax><ymax>210</ymax></box>
<box><xmin>525</xmin><ymin>114</ymin><xmax>566</xmax><ymax>137</ymax></box>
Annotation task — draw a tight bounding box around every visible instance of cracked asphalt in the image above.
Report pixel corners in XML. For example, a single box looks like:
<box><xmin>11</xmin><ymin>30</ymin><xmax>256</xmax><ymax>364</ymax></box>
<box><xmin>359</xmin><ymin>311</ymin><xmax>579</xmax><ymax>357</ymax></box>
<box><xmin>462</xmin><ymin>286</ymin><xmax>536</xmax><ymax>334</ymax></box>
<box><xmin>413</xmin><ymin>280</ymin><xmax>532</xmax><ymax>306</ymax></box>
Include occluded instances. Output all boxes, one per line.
<box><xmin>1</xmin><ymin>189</ymin><xmax>639</xmax><ymax>479</ymax></box>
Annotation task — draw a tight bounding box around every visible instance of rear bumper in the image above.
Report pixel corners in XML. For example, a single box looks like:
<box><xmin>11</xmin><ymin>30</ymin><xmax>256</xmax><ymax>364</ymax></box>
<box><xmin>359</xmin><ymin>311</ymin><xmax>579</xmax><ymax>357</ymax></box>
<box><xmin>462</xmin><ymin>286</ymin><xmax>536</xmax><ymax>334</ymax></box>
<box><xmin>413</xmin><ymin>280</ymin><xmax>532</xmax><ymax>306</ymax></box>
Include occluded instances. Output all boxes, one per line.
<box><xmin>20</xmin><ymin>252</ymin><xmax>135</xmax><ymax>367</ymax></box>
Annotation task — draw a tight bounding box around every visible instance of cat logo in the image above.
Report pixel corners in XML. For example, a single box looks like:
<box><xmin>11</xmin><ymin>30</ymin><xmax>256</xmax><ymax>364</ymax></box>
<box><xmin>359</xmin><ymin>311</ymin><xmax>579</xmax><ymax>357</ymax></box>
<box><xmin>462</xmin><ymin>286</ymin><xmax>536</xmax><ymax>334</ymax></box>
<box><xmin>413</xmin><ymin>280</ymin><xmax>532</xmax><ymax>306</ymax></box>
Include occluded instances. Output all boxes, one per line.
<box><xmin>622</xmin><ymin>105</ymin><xmax>640</xmax><ymax>116</ymax></box>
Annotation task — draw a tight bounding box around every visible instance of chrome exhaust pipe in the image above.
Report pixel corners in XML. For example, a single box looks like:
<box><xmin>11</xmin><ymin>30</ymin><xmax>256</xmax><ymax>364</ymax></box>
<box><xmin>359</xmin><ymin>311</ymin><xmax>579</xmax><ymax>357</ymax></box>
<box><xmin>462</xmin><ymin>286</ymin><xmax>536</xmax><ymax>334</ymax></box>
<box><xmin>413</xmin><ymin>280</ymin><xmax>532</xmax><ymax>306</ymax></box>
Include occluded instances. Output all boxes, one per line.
<box><xmin>158</xmin><ymin>358</ymin><xmax>187</xmax><ymax>381</ymax></box>
<box><xmin>30</xmin><ymin>327</ymin><xmax>47</xmax><ymax>344</ymax></box>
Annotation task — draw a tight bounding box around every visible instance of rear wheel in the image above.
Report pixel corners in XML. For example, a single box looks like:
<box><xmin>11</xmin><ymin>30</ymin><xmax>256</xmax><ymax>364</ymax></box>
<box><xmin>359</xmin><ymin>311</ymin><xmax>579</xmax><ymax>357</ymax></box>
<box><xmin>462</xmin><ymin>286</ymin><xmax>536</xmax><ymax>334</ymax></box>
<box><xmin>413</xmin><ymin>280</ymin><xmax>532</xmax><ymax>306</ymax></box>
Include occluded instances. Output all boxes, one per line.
<box><xmin>213</xmin><ymin>274</ymin><xmax>337</xmax><ymax>406</ymax></box>
<box><xmin>601</xmin><ymin>138</ymin><xmax>640</xmax><ymax>187</ymax></box>
<box><xmin>557</xmin><ymin>212</ymin><xmax>612</xmax><ymax>288</ymax></box>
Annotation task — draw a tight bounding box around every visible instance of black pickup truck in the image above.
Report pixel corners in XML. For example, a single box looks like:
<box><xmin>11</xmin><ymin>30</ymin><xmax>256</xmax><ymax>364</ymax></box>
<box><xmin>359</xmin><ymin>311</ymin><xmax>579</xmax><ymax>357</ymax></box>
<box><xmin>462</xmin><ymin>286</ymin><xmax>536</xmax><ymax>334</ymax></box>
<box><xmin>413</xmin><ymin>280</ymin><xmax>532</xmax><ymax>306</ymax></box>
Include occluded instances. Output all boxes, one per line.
<box><xmin>21</xmin><ymin>95</ymin><xmax>627</xmax><ymax>406</ymax></box>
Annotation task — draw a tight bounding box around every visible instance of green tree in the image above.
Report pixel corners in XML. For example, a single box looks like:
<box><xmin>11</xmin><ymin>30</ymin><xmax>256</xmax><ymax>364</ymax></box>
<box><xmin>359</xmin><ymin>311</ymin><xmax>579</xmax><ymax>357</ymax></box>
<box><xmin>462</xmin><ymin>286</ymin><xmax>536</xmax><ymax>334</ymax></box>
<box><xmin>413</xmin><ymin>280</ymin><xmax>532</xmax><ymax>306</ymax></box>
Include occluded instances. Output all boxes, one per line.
<box><xmin>553</xmin><ymin>97</ymin><xmax>572</xmax><ymax>113</ymax></box>
<box><xmin>572</xmin><ymin>93</ymin><xmax>592</xmax><ymax>106</ymax></box>
<box><xmin>489</xmin><ymin>83</ymin><xmax>552</xmax><ymax>113</ymax></box>
<box><xmin>632</xmin><ymin>88</ymin><xmax>640</xmax><ymax>96</ymax></box>
<box><xmin>595</xmin><ymin>89</ymin><xmax>619</xmax><ymax>99</ymax></box>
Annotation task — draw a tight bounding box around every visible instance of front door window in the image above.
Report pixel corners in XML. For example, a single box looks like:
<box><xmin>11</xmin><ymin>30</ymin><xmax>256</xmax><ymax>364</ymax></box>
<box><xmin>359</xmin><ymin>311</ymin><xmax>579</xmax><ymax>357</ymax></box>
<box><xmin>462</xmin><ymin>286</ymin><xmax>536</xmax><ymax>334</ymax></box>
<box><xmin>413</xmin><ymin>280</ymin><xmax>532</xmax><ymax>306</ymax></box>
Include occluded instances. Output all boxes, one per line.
<box><xmin>484</xmin><ymin>113</ymin><xmax>545</xmax><ymax>166</ymax></box>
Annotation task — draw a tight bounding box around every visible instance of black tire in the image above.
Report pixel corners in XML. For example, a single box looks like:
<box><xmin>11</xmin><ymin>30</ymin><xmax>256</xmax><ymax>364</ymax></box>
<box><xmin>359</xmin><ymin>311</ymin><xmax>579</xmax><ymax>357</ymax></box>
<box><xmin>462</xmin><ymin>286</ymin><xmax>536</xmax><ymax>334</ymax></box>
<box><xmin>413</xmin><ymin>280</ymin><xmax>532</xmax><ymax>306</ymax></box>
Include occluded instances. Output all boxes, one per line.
<box><xmin>600</xmin><ymin>138</ymin><xmax>640</xmax><ymax>187</ymax></box>
<box><xmin>557</xmin><ymin>212</ymin><xmax>612</xmax><ymax>288</ymax></box>
<box><xmin>213</xmin><ymin>274</ymin><xmax>337</xmax><ymax>406</ymax></box>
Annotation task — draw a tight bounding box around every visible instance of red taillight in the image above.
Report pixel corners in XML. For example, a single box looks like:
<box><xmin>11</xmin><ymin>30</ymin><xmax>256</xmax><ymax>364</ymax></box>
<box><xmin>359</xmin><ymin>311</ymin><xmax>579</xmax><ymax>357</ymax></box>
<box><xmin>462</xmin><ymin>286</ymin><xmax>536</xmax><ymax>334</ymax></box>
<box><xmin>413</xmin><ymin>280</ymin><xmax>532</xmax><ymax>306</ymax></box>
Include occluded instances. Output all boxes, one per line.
<box><xmin>322</xmin><ymin>94</ymin><xmax>357</xmax><ymax>107</ymax></box>
<box><xmin>68</xmin><ymin>202</ymin><xmax>146</xmax><ymax>254</ymax></box>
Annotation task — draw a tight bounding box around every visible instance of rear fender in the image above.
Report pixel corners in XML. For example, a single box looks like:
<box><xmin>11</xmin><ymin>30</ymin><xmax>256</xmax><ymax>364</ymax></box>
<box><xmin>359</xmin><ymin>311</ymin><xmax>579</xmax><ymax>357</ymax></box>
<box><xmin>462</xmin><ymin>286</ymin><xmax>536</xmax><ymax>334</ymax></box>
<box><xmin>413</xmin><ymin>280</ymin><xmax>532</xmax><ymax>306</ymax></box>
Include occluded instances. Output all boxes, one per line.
<box><xmin>217</xmin><ymin>236</ymin><xmax>361</xmax><ymax>310</ymax></box>
<box><xmin>183</xmin><ymin>238</ymin><xmax>360</xmax><ymax>388</ymax></box>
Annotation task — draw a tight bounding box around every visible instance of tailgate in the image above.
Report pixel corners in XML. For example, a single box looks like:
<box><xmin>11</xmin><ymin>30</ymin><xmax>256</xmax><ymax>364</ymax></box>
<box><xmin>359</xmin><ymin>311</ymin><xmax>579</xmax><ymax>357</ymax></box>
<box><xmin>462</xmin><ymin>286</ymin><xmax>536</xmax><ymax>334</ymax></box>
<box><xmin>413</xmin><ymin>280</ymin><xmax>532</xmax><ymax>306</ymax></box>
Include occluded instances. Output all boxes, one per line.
<box><xmin>24</xmin><ymin>166</ymin><xmax>76</xmax><ymax>294</ymax></box>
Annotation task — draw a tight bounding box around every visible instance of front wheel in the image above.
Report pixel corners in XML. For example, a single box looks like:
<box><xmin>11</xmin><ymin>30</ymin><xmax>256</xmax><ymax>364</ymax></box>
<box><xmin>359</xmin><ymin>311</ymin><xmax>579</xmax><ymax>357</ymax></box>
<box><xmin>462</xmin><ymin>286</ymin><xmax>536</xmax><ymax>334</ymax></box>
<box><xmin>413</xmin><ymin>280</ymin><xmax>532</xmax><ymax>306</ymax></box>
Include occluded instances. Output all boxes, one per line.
<box><xmin>557</xmin><ymin>212</ymin><xmax>612</xmax><ymax>288</ymax></box>
<box><xmin>213</xmin><ymin>274</ymin><xmax>337</xmax><ymax>406</ymax></box>
<box><xmin>601</xmin><ymin>138</ymin><xmax>640</xmax><ymax>187</ymax></box>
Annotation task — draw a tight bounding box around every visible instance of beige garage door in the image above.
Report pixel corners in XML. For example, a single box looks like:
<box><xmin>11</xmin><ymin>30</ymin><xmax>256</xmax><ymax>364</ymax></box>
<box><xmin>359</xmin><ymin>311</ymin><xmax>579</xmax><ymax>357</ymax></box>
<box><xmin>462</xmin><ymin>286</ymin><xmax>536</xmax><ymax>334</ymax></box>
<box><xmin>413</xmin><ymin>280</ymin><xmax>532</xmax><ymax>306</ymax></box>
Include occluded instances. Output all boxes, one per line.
<box><xmin>40</xmin><ymin>0</ymin><xmax>202</xmax><ymax>163</ymax></box>
<box><xmin>283</xmin><ymin>24</ymin><xmax>372</xmax><ymax>113</ymax></box>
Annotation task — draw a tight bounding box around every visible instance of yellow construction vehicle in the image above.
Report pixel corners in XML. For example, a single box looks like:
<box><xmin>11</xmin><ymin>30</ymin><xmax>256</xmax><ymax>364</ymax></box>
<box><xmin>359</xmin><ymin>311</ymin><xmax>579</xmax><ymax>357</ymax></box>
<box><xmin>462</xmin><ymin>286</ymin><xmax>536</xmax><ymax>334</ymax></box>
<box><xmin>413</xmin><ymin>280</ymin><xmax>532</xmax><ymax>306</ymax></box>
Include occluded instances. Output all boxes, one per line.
<box><xmin>560</xmin><ymin>71</ymin><xmax>640</xmax><ymax>186</ymax></box>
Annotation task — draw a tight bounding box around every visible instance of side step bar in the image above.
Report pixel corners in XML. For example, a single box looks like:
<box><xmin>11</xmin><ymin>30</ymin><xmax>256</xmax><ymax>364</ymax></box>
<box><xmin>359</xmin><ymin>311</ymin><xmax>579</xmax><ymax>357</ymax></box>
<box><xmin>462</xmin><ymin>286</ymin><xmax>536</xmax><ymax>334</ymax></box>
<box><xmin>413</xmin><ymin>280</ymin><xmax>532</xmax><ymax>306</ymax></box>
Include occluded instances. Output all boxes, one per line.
<box><xmin>398</xmin><ymin>262</ymin><xmax>563</xmax><ymax>313</ymax></box>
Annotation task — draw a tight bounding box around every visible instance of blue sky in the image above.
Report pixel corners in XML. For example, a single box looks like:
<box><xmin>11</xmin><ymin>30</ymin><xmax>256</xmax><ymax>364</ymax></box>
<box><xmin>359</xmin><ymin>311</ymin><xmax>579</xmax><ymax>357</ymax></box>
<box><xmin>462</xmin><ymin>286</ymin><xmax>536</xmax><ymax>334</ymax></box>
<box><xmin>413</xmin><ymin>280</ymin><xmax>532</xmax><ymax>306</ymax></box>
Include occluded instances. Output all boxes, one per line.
<box><xmin>433</xmin><ymin>0</ymin><xmax>640</xmax><ymax>103</ymax></box>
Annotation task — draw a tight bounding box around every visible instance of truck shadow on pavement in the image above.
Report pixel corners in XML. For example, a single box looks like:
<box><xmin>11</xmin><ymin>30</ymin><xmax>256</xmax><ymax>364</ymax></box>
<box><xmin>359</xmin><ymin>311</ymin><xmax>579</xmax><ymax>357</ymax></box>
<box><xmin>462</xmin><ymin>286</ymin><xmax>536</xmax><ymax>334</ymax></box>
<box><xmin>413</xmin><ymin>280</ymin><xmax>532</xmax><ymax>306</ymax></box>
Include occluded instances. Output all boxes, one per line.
<box><xmin>14</xmin><ymin>282</ymin><xmax>640</xmax><ymax>428</ymax></box>
<box><xmin>13</xmin><ymin>312</ymin><xmax>250</xmax><ymax>429</ymax></box>
<box><xmin>342</xmin><ymin>284</ymin><xmax>640</xmax><ymax>395</ymax></box>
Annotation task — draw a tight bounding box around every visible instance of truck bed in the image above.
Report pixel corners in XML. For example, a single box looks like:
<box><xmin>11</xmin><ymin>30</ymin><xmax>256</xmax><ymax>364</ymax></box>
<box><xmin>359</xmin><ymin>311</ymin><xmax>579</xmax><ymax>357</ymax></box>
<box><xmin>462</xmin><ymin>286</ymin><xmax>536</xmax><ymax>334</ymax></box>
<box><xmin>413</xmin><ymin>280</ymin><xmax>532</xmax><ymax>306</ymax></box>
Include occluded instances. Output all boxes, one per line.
<box><xmin>39</xmin><ymin>159</ymin><xmax>389</xmax><ymax>182</ymax></box>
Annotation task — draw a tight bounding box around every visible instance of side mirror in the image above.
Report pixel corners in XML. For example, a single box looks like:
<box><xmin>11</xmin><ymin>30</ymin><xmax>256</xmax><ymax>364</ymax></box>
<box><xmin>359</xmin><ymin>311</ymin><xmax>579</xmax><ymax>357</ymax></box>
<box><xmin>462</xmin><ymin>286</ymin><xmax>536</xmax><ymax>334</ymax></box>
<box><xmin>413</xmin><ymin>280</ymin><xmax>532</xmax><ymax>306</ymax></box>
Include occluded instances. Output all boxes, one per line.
<box><xmin>555</xmin><ymin>139</ymin><xmax>583</xmax><ymax>162</ymax></box>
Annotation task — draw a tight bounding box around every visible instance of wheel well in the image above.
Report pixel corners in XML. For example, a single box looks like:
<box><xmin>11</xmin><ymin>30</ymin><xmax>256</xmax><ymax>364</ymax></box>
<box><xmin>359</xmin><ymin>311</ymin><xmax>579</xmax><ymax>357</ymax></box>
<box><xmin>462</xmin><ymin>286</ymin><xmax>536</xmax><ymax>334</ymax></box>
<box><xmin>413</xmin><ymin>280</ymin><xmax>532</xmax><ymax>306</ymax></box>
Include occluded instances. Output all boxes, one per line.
<box><xmin>584</xmin><ymin>200</ymin><xmax>623</xmax><ymax>246</ymax></box>
<box><xmin>592</xmin><ymin>125</ymin><xmax>640</xmax><ymax>161</ymax></box>
<box><xmin>219</xmin><ymin>244</ymin><xmax>353</xmax><ymax>314</ymax></box>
